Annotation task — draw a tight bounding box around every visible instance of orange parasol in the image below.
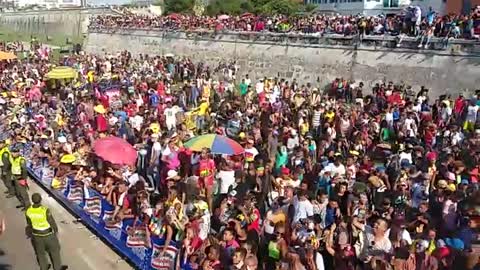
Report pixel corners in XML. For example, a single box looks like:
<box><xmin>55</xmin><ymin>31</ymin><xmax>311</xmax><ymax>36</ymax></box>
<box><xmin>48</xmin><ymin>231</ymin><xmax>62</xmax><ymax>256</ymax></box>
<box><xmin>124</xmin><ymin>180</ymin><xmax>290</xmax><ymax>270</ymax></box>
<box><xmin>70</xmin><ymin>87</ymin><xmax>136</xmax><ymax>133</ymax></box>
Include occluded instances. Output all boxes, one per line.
<box><xmin>0</xmin><ymin>51</ymin><xmax>17</xmax><ymax>60</ymax></box>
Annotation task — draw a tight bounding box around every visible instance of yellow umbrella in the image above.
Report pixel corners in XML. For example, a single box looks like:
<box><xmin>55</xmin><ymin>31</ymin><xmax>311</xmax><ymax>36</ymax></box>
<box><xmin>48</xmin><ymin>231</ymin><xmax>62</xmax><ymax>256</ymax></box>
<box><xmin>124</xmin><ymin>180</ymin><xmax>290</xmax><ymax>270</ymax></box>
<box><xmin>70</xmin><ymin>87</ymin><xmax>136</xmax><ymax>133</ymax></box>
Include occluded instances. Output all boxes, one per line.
<box><xmin>46</xmin><ymin>66</ymin><xmax>77</xmax><ymax>80</ymax></box>
<box><xmin>60</xmin><ymin>154</ymin><xmax>76</xmax><ymax>164</ymax></box>
<box><xmin>0</xmin><ymin>51</ymin><xmax>17</xmax><ymax>61</ymax></box>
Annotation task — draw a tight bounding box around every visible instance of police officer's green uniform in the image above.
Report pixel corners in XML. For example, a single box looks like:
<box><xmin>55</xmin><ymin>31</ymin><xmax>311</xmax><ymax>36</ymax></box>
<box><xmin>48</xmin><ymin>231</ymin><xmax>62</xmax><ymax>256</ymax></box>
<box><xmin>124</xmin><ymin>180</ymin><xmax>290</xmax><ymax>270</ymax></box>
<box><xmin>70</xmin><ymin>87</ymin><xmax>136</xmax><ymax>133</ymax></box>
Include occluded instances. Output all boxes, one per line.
<box><xmin>26</xmin><ymin>193</ymin><xmax>65</xmax><ymax>270</ymax></box>
<box><xmin>10</xmin><ymin>147</ymin><xmax>30</xmax><ymax>210</ymax></box>
<box><xmin>0</xmin><ymin>141</ymin><xmax>14</xmax><ymax>196</ymax></box>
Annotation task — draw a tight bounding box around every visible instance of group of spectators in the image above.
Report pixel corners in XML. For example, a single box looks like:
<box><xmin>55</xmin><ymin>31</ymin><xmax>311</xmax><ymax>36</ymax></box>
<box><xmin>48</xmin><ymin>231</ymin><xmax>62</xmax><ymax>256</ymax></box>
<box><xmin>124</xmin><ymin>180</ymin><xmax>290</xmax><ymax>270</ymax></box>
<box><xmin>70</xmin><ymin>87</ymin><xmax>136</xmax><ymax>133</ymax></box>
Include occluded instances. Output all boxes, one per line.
<box><xmin>0</xmin><ymin>38</ymin><xmax>479</xmax><ymax>270</ymax></box>
<box><xmin>89</xmin><ymin>6</ymin><xmax>480</xmax><ymax>39</ymax></box>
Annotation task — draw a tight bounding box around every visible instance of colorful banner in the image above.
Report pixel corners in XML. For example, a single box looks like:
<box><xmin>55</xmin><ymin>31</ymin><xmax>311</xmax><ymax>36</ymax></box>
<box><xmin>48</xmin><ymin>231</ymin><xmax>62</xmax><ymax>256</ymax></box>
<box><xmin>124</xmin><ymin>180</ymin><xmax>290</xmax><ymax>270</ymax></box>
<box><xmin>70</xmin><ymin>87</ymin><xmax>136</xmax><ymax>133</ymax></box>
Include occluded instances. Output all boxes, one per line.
<box><xmin>151</xmin><ymin>243</ymin><xmax>178</xmax><ymax>270</ymax></box>
<box><xmin>66</xmin><ymin>181</ymin><xmax>84</xmax><ymax>204</ymax></box>
<box><xmin>105</xmin><ymin>88</ymin><xmax>121</xmax><ymax>102</ymax></box>
<box><xmin>27</xmin><ymin>163</ymin><xmax>179</xmax><ymax>270</ymax></box>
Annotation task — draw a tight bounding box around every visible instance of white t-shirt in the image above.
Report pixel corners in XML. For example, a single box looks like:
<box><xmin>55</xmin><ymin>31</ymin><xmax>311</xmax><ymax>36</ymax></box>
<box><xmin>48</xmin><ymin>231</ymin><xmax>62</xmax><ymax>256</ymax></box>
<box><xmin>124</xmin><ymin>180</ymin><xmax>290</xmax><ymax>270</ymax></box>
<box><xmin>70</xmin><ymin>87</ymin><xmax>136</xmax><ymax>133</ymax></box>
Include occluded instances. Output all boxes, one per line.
<box><xmin>244</xmin><ymin>147</ymin><xmax>259</xmax><ymax>161</ymax></box>
<box><xmin>357</xmin><ymin>226</ymin><xmax>392</xmax><ymax>259</ymax></box>
<box><xmin>399</xmin><ymin>151</ymin><xmax>412</xmax><ymax>164</ymax></box>
<box><xmin>293</xmin><ymin>196</ymin><xmax>314</xmax><ymax>223</ymax></box>
<box><xmin>217</xmin><ymin>170</ymin><xmax>235</xmax><ymax>194</ymax></box>
<box><xmin>287</xmin><ymin>137</ymin><xmax>299</xmax><ymax>151</ymax></box>
<box><xmin>130</xmin><ymin>115</ymin><xmax>144</xmax><ymax>131</ymax></box>
<box><xmin>385</xmin><ymin>112</ymin><xmax>393</xmax><ymax>122</ymax></box>
<box><xmin>118</xmin><ymin>191</ymin><xmax>128</xmax><ymax>207</ymax></box>
<box><xmin>164</xmin><ymin>107</ymin><xmax>177</xmax><ymax>124</ymax></box>
<box><xmin>149</xmin><ymin>142</ymin><xmax>162</xmax><ymax>164</ymax></box>
<box><xmin>198</xmin><ymin>213</ymin><xmax>211</xmax><ymax>240</ymax></box>
<box><xmin>466</xmin><ymin>105</ymin><xmax>478</xmax><ymax>122</ymax></box>
<box><xmin>404</xmin><ymin>118</ymin><xmax>416</xmax><ymax>137</ymax></box>
<box><xmin>322</xmin><ymin>163</ymin><xmax>346</xmax><ymax>176</ymax></box>
<box><xmin>104</xmin><ymin>61</ymin><xmax>112</xmax><ymax>72</ymax></box>
<box><xmin>123</xmin><ymin>171</ymin><xmax>140</xmax><ymax>188</ymax></box>
<box><xmin>386</xmin><ymin>228</ymin><xmax>412</xmax><ymax>245</ymax></box>
<box><xmin>255</xmin><ymin>82</ymin><xmax>264</xmax><ymax>94</ymax></box>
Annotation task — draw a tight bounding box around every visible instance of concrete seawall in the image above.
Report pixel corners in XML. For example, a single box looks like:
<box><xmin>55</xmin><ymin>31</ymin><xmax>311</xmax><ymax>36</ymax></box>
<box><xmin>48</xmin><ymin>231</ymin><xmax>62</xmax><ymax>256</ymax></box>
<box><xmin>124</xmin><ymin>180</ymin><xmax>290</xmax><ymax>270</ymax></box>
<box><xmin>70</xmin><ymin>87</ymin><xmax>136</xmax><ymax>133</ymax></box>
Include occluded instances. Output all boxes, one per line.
<box><xmin>85</xmin><ymin>29</ymin><xmax>480</xmax><ymax>95</ymax></box>
<box><xmin>0</xmin><ymin>8</ymin><xmax>113</xmax><ymax>41</ymax></box>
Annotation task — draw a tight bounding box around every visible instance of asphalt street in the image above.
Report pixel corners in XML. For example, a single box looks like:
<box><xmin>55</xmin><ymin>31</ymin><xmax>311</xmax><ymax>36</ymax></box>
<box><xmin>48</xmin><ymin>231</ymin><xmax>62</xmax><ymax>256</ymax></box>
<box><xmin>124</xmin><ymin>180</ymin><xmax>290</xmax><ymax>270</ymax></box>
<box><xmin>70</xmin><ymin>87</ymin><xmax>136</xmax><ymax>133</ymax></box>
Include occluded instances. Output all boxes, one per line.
<box><xmin>0</xmin><ymin>179</ymin><xmax>133</xmax><ymax>270</ymax></box>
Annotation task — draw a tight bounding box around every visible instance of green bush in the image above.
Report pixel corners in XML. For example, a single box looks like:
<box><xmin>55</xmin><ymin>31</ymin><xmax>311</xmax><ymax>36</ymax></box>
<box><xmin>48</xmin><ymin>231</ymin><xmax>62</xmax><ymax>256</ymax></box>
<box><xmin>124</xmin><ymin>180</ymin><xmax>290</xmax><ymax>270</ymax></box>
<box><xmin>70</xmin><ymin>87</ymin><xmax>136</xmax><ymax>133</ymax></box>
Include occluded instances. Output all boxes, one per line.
<box><xmin>206</xmin><ymin>0</ymin><xmax>301</xmax><ymax>16</ymax></box>
<box><xmin>164</xmin><ymin>0</ymin><xmax>195</xmax><ymax>14</ymax></box>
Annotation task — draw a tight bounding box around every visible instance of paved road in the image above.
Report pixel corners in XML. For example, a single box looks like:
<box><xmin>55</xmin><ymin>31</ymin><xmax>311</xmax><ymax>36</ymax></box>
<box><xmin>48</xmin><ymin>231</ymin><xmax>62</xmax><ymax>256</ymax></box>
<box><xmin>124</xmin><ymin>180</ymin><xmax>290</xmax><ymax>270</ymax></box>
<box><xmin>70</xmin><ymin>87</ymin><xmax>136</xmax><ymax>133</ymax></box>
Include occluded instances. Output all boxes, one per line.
<box><xmin>0</xmin><ymin>179</ymin><xmax>133</xmax><ymax>270</ymax></box>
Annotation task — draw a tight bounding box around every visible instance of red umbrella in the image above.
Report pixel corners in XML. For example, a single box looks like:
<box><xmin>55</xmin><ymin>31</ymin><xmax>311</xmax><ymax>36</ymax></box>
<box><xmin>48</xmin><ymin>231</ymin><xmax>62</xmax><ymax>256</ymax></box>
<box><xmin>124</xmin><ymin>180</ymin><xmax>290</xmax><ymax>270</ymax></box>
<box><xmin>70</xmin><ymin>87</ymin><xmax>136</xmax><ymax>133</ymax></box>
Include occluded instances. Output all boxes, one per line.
<box><xmin>218</xmin><ymin>14</ymin><xmax>230</xmax><ymax>20</ymax></box>
<box><xmin>167</xmin><ymin>13</ymin><xmax>181</xmax><ymax>20</ymax></box>
<box><xmin>241</xmin><ymin>12</ymin><xmax>254</xmax><ymax>18</ymax></box>
<box><xmin>93</xmin><ymin>136</ymin><xmax>137</xmax><ymax>166</ymax></box>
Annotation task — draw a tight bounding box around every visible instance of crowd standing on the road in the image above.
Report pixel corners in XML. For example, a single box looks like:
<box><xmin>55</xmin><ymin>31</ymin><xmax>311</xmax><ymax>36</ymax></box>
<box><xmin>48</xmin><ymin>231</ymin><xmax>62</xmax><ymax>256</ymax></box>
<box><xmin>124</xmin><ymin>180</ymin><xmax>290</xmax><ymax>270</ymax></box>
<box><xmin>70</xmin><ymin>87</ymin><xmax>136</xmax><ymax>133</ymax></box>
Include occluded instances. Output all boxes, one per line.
<box><xmin>90</xmin><ymin>6</ymin><xmax>480</xmax><ymax>40</ymax></box>
<box><xmin>0</xmin><ymin>37</ymin><xmax>478</xmax><ymax>270</ymax></box>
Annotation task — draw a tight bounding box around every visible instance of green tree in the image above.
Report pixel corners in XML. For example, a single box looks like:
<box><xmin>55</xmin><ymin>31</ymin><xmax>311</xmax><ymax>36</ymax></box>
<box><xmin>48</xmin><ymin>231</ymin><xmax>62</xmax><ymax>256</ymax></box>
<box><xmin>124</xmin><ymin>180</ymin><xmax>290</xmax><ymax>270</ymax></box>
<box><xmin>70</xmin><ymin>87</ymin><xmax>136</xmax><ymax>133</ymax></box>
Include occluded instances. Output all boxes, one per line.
<box><xmin>206</xmin><ymin>0</ymin><xmax>252</xmax><ymax>16</ymax></box>
<box><xmin>239</xmin><ymin>1</ymin><xmax>254</xmax><ymax>13</ymax></box>
<box><xmin>258</xmin><ymin>0</ymin><xmax>300</xmax><ymax>16</ymax></box>
<box><xmin>250</xmin><ymin>0</ymin><xmax>271</xmax><ymax>8</ymax></box>
<box><xmin>164</xmin><ymin>0</ymin><xmax>195</xmax><ymax>14</ymax></box>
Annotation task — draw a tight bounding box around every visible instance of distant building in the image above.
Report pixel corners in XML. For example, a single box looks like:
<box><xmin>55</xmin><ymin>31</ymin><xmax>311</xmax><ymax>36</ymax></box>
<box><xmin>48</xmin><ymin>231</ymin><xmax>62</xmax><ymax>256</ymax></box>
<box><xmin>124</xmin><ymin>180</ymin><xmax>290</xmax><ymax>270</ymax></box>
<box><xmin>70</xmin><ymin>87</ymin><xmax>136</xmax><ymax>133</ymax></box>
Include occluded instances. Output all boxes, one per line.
<box><xmin>0</xmin><ymin>0</ymin><xmax>16</xmax><ymax>10</ymax></box>
<box><xmin>12</xmin><ymin>0</ymin><xmax>81</xmax><ymax>8</ymax></box>
<box><xmin>304</xmin><ymin>0</ymin><xmax>447</xmax><ymax>16</ymax></box>
<box><xmin>130</xmin><ymin>0</ymin><xmax>154</xmax><ymax>7</ymax></box>
<box><xmin>446</xmin><ymin>0</ymin><xmax>480</xmax><ymax>14</ymax></box>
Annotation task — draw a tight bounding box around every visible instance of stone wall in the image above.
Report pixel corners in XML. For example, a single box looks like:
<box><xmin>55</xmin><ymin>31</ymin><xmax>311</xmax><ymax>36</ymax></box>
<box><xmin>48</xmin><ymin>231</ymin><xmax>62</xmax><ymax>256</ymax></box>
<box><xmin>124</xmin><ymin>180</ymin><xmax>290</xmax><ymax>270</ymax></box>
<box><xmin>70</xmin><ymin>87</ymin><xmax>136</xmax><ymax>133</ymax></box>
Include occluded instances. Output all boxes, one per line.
<box><xmin>85</xmin><ymin>29</ymin><xmax>480</xmax><ymax>96</ymax></box>
<box><xmin>0</xmin><ymin>8</ymin><xmax>113</xmax><ymax>41</ymax></box>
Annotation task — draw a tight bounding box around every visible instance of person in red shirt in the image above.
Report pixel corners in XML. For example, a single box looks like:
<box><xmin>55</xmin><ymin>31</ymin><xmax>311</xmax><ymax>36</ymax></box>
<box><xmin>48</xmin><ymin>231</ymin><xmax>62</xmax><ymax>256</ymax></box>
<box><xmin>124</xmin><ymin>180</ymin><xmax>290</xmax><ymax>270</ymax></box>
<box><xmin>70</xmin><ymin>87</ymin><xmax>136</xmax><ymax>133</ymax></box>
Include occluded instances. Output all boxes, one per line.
<box><xmin>98</xmin><ymin>93</ymin><xmax>109</xmax><ymax>109</ymax></box>
<box><xmin>469</xmin><ymin>163</ymin><xmax>479</xmax><ymax>184</ymax></box>
<box><xmin>387</xmin><ymin>90</ymin><xmax>405</xmax><ymax>107</ymax></box>
<box><xmin>95</xmin><ymin>108</ymin><xmax>108</xmax><ymax>133</ymax></box>
<box><xmin>453</xmin><ymin>94</ymin><xmax>465</xmax><ymax>119</ymax></box>
<box><xmin>156</xmin><ymin>81</ymin><xmax>165</xmax><ymax>98</ymax></box>
<box><xmin>198</xmin><ymin>149</ymin><xmax>216</xmax><ymax>211</ymax></box>
<box><xmin>125</xmin><ymin>103</ymin><xmax>137</xmax><ymax>117</ymax></box>
<box><xmin>424</xmin><ymin>124</ymin><xmax>436</xmax><ymax>148</ymax></box>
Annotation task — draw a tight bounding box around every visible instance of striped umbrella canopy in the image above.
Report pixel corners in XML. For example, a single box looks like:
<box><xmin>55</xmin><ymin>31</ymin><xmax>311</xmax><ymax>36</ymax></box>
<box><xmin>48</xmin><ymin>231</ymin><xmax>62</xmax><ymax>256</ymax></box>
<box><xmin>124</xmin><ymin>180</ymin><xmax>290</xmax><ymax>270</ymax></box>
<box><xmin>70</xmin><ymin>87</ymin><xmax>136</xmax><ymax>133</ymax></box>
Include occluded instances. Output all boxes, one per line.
<box><xmin>46</xmin><ymin>66</ymin><xmax>77</xmax><ymax>79</ymax></box>
<box><xmin>0</xmin><ymin>51</ymin><xmax>17</xmax><ymax>61</ymax></box>
<box><xmin>184</xmin><ymin>134</ymin><xmax>244</xmax><ymax>155</ymax></box>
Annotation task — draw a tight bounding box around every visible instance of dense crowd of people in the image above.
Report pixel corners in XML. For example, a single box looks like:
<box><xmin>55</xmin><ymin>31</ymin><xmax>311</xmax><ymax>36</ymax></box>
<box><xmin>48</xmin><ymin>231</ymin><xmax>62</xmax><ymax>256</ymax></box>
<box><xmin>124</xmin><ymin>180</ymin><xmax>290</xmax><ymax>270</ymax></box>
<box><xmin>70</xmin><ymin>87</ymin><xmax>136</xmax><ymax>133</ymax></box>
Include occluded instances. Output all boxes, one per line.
<box><xmin>90</xmin><ymin>6</ymin><xmax>480</xmax><ymax>39</ymax></box>
<box><xmin>0</xmin><ymin>41</ymin><xmax>479</xmax><ymax>270</ymax></box>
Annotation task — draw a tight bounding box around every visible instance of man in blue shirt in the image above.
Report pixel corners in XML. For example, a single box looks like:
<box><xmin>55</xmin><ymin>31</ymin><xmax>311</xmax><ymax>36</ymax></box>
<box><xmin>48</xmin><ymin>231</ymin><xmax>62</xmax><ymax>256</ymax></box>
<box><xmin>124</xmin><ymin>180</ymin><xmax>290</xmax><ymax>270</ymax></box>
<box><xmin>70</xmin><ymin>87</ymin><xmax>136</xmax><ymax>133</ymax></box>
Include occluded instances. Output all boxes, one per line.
<box><xmin>149</xmin><ymin>91</ymin><xmax>160</xmax><ymax>107</ymax></box>
<box><xmin>324</xmin><ymin>196</ymin><xmax>340</xmax><ymax>228</ymax></box>
<box><xmin>426</xmin><ymin>7</ymin><xmax>436</xmax><ymax>26</ymax></box>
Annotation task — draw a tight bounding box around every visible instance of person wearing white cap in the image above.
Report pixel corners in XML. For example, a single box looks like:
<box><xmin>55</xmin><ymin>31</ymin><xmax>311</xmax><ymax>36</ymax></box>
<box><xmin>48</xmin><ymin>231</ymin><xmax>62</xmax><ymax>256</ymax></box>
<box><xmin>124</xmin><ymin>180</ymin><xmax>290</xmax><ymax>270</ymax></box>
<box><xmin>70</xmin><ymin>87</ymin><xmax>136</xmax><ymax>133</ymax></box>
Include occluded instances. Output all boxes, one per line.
<box><xmin>244</xmin><ymin>139</ymin><xmax>259</xmax><ymax>164</ymax></box>
<box><xmin>166</xmin><ymin>169</ymin><xmax>180</xmax><ymax>184</ymax></box>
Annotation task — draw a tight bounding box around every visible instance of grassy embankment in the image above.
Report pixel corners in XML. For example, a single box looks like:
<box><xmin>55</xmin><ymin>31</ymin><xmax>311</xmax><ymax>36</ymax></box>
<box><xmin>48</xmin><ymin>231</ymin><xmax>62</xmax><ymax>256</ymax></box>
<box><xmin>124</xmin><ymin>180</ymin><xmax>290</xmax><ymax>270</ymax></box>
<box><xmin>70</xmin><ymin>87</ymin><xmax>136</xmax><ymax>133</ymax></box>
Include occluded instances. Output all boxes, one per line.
<box><xmin>0</xmin><ymin>25</ymin><xmax>84</xmax><ymax>60</ymax></box>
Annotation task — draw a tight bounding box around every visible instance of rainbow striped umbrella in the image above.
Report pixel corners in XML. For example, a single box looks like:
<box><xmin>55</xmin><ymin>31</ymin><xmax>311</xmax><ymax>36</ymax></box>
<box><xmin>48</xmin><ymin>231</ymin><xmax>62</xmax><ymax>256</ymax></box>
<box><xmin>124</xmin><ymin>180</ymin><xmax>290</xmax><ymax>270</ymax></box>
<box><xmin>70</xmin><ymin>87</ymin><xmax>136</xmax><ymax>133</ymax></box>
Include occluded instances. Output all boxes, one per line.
<box><xmin>184</xmin><ymin>134</ymin><xmax>244</xmax><ymax>155</ymax></box>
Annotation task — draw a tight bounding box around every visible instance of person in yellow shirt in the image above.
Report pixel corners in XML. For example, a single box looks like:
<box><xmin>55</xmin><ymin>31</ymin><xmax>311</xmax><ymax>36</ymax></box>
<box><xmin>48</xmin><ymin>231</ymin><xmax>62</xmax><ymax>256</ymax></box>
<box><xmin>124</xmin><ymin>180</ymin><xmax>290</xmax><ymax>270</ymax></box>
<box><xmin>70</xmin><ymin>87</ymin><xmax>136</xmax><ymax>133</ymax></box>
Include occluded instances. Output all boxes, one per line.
<box><xmin>195</xmin><ymin>100</ymin><xmax>209</xmax><ymax>133</ymax></box>
<box><xmin>202</xmin><ymin>85</ymin><xmax>210</xmax><ymax>101</ymax></box>
<box><xmin>324</xmin><ymin>108</ymin><xmax>336</xmax><ymax>123</ymax></box>
<box><xmin>299</xmin><ymin>117</ymin><xmax>309</xmax><ymax>136</ymax></box>
<box><xmin>87</xmin><ymin>69</ymin><xmax>95</xmax><ymax>83</ymax></box>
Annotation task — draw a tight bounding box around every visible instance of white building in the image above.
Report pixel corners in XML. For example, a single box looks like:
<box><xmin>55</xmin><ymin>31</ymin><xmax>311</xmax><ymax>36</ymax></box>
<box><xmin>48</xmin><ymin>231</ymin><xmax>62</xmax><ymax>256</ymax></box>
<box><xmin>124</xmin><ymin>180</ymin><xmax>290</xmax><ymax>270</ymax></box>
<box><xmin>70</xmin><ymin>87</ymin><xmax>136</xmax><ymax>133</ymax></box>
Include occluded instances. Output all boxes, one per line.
<box><xmin>15</xmin><ymin>0</ymin><xmax>81</xmax><ymax>8</ymax></box>
<box><xmin>305</xmin><ymin>0</ymin><xmax>446</xmax><ymax>16</ymax></box>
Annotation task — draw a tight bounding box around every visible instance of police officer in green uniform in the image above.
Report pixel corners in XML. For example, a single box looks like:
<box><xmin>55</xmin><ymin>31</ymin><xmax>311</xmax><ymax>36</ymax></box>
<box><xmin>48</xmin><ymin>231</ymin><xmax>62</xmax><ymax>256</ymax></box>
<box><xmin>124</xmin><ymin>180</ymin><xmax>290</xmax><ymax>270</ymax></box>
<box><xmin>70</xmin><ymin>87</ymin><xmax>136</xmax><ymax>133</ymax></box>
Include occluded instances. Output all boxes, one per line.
<box><xmin>0</xmin><ymin>140</ymin><xmax>14</xmax><ymax>197</ymax></box>
<box><xmin>10</xmin><ymin>145</ymin><xmax>30</xmax><ymax>210</ymax></box>
<box><xmin>25</xmin><ymin>193</ymin><xmax>67</xmax><ymax>270</ymax></box>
